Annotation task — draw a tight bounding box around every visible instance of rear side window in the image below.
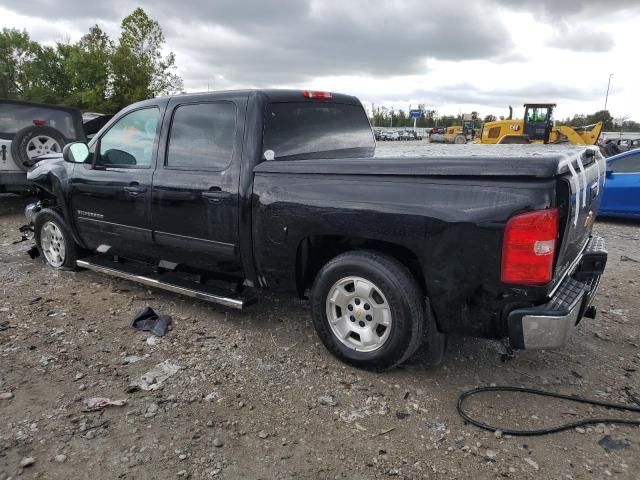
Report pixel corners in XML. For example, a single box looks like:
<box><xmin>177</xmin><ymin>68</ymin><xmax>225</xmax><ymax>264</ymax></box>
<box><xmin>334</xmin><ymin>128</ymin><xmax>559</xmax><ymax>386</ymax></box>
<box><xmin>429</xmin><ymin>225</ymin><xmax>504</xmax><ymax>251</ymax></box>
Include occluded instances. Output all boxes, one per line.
<box><xmin>167</xmin><ymin>102</ymin><xmax>236</xmax><ymax>170</ymax></box>
<box><xmin>610</xmin><ymin>154</ymin><xmax>640</xmax><ymax>173</ymax></box>
<box><xmin>0</xmin><ymin>103</ymin><xmax>77</xmax><ymax>139</ymax></box>
<box><xmin>263</xmin><ymin>102</ymin><xmax>374</xmax><ymax>161</ymax></box>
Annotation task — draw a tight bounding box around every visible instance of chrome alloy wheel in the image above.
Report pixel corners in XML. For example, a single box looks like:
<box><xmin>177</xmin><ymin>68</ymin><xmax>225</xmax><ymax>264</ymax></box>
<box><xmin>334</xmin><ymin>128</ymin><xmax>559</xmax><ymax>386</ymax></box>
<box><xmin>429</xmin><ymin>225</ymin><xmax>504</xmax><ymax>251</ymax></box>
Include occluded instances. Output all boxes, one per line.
<box><xmin>40</xmin><ymin>221</ymin><xmax>66</xmax><ymax>268</ymax></box>
<box><xmin>26</xmin><ymin>135</ymin><xmax>62</xmax><ymax>159</ymax></box>
<box><xmin>325</xmin><ymin>276</ymin><xmax>392</xmax><ymax>352</ymax></box>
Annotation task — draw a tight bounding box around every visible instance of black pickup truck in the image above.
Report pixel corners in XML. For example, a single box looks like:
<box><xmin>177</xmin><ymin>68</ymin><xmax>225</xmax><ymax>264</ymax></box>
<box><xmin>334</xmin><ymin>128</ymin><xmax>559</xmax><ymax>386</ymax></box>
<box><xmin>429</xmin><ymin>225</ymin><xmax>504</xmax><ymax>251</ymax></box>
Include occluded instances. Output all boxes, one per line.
<box><xmin>24</xmin><ymin>90</ymin><xmax>607</xmax><ymax>370</ymax></box>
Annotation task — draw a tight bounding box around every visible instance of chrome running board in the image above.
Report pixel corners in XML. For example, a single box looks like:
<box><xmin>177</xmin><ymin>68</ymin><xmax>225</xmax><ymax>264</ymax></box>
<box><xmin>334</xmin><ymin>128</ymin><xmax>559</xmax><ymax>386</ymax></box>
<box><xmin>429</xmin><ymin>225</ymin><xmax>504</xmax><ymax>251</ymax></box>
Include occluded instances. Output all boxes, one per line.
<box><xmin>76</xmin><ymin>259</ymin><xmax>251</xmax><ymax>309</ymax></box>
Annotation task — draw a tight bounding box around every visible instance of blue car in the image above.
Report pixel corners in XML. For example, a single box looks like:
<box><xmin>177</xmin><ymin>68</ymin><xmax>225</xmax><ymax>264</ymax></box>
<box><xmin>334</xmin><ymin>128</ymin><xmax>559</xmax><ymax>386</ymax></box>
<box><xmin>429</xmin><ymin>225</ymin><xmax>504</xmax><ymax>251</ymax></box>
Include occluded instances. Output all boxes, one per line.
<box><xmin>599</xmin><ymin>149</ymin><xmax>640</xmax><ymax>218</ymax></box>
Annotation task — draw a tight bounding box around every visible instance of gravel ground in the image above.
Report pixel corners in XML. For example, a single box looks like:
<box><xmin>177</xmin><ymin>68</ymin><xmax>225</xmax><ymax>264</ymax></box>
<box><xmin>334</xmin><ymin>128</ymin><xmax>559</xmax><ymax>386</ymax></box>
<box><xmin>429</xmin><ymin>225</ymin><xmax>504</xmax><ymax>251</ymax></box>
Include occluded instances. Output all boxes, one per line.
<box><xmin>1</xmin><ymin>192</ymin><xmax>639</xmax><ymax>480</ymax></box>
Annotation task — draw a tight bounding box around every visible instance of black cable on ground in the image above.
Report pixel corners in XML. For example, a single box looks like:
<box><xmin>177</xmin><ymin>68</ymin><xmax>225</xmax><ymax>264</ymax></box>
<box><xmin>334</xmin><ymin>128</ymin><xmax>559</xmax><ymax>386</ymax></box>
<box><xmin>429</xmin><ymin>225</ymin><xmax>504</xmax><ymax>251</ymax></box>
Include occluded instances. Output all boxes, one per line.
<box><xmin>457</xmin><ymin>385</ymin><xmax>640</xmax><ymax>436</ymax></box>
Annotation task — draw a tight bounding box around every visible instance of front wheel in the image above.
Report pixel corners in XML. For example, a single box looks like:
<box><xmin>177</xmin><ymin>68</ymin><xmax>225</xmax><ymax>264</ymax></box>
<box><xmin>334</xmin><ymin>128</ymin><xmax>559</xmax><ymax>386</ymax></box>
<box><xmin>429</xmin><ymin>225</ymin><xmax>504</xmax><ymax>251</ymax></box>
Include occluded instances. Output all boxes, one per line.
<box><xmin>311</xmin><ymin>251</ymin><xmax>425</xmax><ymax>370</ymax></box>
<box><xmin>34</xmin><ymin>209</ymin><xmax>79</xmax><ymax>270</ymax></box>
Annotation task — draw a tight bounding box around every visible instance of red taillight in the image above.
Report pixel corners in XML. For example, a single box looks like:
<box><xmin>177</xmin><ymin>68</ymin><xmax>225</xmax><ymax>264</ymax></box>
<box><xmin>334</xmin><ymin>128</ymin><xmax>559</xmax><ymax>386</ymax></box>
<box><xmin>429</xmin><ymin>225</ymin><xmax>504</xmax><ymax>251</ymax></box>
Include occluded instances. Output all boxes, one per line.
<box><xmin>501</xmin><ymin>208</ymin><xmax>559</xmax><ymax>285</ymax></box>
<box><xmin>302</xmin><ymin>90</ymin><xmax>332</xmax><ymax>99</ymax></box>
<box><xmin>33</xmin><ymin>119</ymin><xmax>48</xmax><ymax>126</ymax></box>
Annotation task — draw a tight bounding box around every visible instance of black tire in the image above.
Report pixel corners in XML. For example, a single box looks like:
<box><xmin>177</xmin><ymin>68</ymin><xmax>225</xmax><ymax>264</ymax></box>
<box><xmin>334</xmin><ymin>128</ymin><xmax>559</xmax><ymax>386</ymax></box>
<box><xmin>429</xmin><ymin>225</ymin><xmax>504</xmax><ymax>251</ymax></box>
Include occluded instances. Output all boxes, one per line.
<box><xmin>498</xmin><ymin>134</ymin><xmax>531</xmax><ymax>145</ymax></box>
<box><xmin>34</xmin><ymin>209</ymin><xmax>79</xmax><ymax>271</ymax></box>
<box><xmin>11</xmin><ymin>126</ymin><xmax>67</xmax><ymax>170</ymax></box>
<box><xmin>311</xmin><ymin>250</ymin><xmax>425</xmax><ymax>370</ymax></box>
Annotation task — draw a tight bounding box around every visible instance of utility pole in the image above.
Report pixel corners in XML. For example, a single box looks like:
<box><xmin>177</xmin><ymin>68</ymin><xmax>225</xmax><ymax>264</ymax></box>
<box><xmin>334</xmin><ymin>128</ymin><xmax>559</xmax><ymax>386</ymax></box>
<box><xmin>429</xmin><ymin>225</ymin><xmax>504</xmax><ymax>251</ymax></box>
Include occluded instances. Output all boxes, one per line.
<box><xmin>604</xmin><ymin>73</ymin><xmax>613</xmax><ymax>112</ymax></box>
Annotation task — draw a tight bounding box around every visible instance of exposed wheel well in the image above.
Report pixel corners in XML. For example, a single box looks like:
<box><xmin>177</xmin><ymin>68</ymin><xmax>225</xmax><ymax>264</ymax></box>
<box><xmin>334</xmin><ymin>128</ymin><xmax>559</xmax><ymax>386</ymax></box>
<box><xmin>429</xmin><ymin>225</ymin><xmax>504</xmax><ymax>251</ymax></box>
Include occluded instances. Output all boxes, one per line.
<box><xmin>295</xmin><ymin>236</ymin><xmax>425</xmax><ymax>298</ymax></box>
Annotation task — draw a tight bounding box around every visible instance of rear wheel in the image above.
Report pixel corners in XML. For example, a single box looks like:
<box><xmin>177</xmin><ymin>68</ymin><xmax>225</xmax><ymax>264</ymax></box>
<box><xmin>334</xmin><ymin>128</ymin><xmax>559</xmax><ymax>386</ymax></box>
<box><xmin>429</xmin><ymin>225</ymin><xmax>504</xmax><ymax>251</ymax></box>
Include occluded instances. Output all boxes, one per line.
<box><xmin>34</xmin><ymin>209</ymin><xmax>79</xmax><ymax>270</ymax></box>
<box><xmin>311</xmin><ymin>251</ymin><xmax>425</xmax><ymax>370</ymax></box>
<box><xmin>453</xmin><ymin>134</ymin><xmax>467</xmax><ymax>144</ymax></box>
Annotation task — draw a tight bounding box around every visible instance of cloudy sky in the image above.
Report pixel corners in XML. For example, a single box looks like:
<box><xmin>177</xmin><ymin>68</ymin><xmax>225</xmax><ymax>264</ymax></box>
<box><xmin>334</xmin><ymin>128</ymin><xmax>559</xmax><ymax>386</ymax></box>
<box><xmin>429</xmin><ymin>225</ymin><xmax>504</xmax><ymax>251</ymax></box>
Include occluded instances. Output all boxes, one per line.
<box><xmin>2</xmin><ymin>0</ymin><xmax>639</xmax><ymax>121</ymax></box>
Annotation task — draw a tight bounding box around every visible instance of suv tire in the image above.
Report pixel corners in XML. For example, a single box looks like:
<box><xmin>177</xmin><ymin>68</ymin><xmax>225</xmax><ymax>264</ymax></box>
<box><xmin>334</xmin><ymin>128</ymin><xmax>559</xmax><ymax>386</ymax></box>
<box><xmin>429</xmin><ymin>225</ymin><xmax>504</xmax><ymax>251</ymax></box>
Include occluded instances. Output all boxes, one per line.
<box><xmin>11</xmin><ymin>126</ymin><xmax>67</xmax><ymax>170</ymax></box>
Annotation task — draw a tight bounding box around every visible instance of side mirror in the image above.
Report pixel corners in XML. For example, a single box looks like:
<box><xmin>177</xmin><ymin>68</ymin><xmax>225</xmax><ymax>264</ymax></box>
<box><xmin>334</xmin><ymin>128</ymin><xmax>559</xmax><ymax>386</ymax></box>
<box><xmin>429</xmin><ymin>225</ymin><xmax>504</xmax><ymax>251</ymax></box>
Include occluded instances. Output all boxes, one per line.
<box><xmin>63</xmin><ymin>142</ymin><xmax>90</xmax><ymax>163</ymax></box>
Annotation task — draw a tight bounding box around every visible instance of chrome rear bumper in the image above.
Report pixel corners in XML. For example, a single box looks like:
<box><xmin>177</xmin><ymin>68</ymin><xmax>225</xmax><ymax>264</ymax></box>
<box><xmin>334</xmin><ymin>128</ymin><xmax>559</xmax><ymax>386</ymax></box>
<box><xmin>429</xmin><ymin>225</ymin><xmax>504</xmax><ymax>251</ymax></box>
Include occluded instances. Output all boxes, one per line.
<box><xmin>508</xmin><ymin>235</ymin><xmax>606</xmax><ymax>350</ymax></box>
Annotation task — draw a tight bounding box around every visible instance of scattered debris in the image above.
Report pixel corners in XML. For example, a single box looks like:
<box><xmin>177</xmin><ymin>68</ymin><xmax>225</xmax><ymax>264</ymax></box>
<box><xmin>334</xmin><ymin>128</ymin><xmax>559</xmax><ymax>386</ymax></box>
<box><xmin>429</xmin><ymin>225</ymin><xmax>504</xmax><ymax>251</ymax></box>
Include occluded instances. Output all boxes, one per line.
<box><xmin>425</xmin><ymin>421</ymin><xmax>446</xmax><ymax>431</ymax></box>
<box><xmin>379</xmin><ymin>427</ymin><xmax>396</xmax><ymax>435</ymax></box>
<box><xmin>258</xmin><ymin>430</ymin><xmax>269</xmax><ymax>439</ymax></box>
<box><xmin>19</xmin><ymin>456</ymin><xmax>35</xmax><ymax>468</ymax></box>
<box><xmin>54</xmin><ymin>454</ymin><xmax>67</xmax><ymax>463</ymax></box>
<box><xmin>318</xmin><ymin>395</ymin><xmax>337</xmax><ymax>407</ymax></box>
<box><xmin>122</xmin><ymin>355</ymin><xmax>143</xmax><ymax>365</ymax></box>
<box><xmin>524</xmin><ymin>458</ymin><xmax>539</xmax><ymax>471</ymax></box>
<box><xmin>620</xmin><ymin>255</ymin><xmax>639</xmax><ymax>263</ymax></box>
<box><xmin>0</xmin><ymin>392</ymin><xmax>14</xmax><ymax>400</ymax></box>
<box><xmin>395</xmin><ymin>411</ymin><xmax>410</xmax><ymax>420</ymax></box>
<box><xmin>0</xmin><ymin>321</ymin><xmax>14</xmax><ymax>331</ymax></box>
<box><xmin>84</xmin><ymin>397</ymin><xmax>127</xmax><ymax>411</ymax></box>
<box><xmin>598</xmin><ymin>435</ymin><xmax>630</xmax><ymax>451</ymax></box>
<box><xmin>127</xmin><ymin>360</ymin><xmax>181</xmax><ymax>392</ymax></box>
<box><xmin>130</xmin><ymin>306</ymin><xmax>172</xmax><ymax>337</ymax></box>
<box><xmin>213</xmin><ymin>437</ymin><xmax>224</xmax><ymax>448</ymax></box>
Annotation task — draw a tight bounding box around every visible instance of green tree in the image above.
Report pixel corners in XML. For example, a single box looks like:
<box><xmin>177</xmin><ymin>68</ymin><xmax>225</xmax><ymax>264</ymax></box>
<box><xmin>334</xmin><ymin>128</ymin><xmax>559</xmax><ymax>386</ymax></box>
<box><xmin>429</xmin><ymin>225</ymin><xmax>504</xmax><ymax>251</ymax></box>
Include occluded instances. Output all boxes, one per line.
<box><xmin>0</xmin><ymin>28</ymin><xmax>40</xmax><ymax>99</ymax></box>
<box><xmin>111</xmin><ymin>8</ymin><xmax>183</xmax><ymax>110</ymax></box>
<box><xmin>64</xmin><ymin>26</ymin><xmax>113</xmax><ymax>111</ymax></box>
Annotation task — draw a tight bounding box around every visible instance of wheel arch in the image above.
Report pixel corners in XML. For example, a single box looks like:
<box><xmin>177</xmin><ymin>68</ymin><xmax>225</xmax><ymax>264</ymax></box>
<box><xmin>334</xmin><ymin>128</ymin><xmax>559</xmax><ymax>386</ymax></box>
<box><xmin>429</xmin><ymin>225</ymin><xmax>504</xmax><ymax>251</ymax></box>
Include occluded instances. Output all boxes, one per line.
<box><xmin>295</xmin><ymin>235</ymin><xmax>426</xmax><ymax>299</ymax></box>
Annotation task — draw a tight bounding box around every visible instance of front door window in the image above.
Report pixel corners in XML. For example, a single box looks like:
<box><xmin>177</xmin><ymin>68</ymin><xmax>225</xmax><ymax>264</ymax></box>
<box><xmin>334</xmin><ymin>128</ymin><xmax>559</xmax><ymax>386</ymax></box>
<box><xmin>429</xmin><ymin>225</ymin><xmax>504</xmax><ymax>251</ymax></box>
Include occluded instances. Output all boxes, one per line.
<box><xmin>96</xmin><ymin>108</ymin><xmax>160</xmax><ymax>168</ymax></box>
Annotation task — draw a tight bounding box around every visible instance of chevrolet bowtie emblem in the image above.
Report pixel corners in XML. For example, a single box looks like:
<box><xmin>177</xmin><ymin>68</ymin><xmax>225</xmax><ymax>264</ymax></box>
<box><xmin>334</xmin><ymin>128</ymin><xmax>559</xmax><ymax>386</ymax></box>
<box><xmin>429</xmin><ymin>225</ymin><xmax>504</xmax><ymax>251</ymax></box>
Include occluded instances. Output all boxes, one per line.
<box><xmin>355</xmin><ymin>308</ymin><xmax>363</xmax><ymax>318</ymax></box>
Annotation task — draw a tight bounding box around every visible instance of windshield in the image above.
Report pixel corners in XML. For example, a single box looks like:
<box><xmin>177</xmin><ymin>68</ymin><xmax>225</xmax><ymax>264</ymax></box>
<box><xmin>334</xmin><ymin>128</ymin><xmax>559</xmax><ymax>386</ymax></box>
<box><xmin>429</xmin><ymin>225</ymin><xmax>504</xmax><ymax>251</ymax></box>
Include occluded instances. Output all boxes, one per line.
<box><xmin>263</xmin><ymin>102</ymin><xmax>375</xmax><ymax>161</ymax></box>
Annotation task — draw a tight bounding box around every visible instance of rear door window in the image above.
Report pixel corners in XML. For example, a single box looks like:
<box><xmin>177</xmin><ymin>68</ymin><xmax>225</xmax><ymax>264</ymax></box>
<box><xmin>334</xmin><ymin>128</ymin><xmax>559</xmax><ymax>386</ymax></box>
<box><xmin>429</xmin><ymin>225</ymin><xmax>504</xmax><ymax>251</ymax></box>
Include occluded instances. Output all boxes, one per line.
<box><xmin>166</xmin><ymin>102</ymin><xmax>236</xmax><ymax>170</ymax></box>
<box><xmin>263</xmin><ymin>102</ymin><xmax>375</xmax><ymax>160</ymax></box>
<box><xmin>610</xmin><ymin>154</ymin><xmax>640</xmax><ymax>173</ymax></box>
<box><xmin>0</xmin><ymin>103</ymin><xmax>77</xmax><ymax>138</ymax></box>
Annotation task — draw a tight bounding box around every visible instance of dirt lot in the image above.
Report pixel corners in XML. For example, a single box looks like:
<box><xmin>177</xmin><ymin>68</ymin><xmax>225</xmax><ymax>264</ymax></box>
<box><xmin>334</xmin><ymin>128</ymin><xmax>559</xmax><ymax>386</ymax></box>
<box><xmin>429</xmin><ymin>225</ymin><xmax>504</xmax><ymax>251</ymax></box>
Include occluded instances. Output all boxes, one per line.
<box><xmin>1</xmin><ymin>193</ymin><xmax>639</xmax><ymax>480</ymax></box>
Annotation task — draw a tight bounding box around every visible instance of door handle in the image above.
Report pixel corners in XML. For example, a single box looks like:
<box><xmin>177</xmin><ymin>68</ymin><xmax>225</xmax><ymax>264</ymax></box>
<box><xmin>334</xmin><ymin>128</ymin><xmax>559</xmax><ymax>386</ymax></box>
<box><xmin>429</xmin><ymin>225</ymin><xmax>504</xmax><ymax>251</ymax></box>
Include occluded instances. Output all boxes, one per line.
<box><xmin>202</xmin><ymin>189</ymin><xmax>232</xmax><ymax>203</ymax></box>
<box><xmin>123</xmin><ymin>184</ymin><xmax>147</xmax><ymax>197</ymax></box>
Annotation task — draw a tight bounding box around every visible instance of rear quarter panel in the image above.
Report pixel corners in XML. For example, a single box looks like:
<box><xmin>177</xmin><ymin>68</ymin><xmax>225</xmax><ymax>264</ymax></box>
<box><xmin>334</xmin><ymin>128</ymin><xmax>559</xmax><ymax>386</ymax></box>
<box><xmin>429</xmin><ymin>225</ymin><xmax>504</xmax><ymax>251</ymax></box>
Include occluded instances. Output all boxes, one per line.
<box><xmin>252</xmin><ymin>172</ymin><xmax>557</xmax><ymax>338</ymax></box>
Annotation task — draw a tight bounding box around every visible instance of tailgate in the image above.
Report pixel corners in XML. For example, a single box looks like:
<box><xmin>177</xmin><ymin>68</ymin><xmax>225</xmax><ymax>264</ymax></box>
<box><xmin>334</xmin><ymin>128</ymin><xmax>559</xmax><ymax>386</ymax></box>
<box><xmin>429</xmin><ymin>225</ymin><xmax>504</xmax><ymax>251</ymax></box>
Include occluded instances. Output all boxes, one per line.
<box><xmin>553</xmin><ymin>148</ymin><xmax>606</xmax><ymax>282</ymax></box>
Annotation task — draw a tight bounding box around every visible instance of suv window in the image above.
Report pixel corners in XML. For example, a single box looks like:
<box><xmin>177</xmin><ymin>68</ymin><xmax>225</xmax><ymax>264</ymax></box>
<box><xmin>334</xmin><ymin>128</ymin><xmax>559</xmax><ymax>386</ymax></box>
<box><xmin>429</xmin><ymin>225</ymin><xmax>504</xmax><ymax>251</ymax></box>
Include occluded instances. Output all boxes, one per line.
<box><xmin>0</xmin><ymin>103</ymin><xmax>77</xmax><ymax>139</ymax></box>
<box><xmin>97</xmin><ymin>108</ymin><xmax>159</xmax><ymax>168</ymax></box>
<box><xmin>263</xmin><ymin>102</ymin><xmax>375</xmax><ymax>161</ymax></box>
<box><xmin>610</xmin><ymin>153</ymin><xmax>640</xmax><ymax>173</ymax></box>
<box><xmin>167</xmin><ymin>102</ymin><xmax>236</xmax><ymax>170</ymax></box>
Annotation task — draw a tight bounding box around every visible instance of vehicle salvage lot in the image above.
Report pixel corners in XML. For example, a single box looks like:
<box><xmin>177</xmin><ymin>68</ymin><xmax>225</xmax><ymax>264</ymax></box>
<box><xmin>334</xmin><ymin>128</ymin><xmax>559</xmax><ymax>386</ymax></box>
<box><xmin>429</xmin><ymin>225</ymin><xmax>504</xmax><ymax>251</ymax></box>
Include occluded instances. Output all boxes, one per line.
<box><xmin>1</xmin><ymin>194</ymin><xmax>639</xmax><ymax>480</ymax></box>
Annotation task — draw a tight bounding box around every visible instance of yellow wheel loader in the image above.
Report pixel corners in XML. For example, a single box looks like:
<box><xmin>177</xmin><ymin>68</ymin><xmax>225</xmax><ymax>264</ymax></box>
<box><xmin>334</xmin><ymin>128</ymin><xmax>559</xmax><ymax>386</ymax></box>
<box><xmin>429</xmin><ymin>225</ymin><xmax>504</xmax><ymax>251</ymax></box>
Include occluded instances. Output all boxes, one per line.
<box><xmin>478</xmin><ymin>104</ymin><xmax>603</xmax><ymax>145</ymax></box>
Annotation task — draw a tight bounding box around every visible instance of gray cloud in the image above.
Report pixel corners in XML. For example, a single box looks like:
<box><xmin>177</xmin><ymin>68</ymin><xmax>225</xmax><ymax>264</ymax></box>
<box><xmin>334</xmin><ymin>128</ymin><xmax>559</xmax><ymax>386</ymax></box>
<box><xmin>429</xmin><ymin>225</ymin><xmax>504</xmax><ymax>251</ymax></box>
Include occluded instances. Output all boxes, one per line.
<box><xmin>369</xmin><ymin>82</ymin><xmax>602</xmax><ymax>109</ymax></box>
<box><xmin>1</xmin><ymin>0</ymin><xmax>635</xmax><ymax>110</ymax></box>
<box><xmin>494</xmin><ymin>0</ymin><xmax>640</xmax><ymax>19</ymax></box>
<box><xmin>2</xmin><ymin>0</ymin><xmax>514</xmax><ymax>85</ymax></box>
<box><xmin>546</xmin><ymin>28</ymin><xmax>616</xmax><ymax>53</ymax></box>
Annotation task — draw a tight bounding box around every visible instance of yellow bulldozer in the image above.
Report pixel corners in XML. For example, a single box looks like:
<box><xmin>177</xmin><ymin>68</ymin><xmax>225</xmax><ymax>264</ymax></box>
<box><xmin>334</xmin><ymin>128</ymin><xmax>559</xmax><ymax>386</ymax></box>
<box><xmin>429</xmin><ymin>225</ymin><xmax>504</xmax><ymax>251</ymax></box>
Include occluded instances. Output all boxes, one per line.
<box><xmin>478</xmin><ymin>103</ymin><xmax>602</xmax><ymax>145</ymax></box>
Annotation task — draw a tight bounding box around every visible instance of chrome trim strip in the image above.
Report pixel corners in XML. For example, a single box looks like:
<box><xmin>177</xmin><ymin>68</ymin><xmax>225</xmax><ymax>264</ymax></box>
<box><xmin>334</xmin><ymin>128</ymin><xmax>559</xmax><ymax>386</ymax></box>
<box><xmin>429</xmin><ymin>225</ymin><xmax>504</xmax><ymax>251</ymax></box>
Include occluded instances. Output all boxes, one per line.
<box><xmin>548</xmin><ymin>239</ymin><xmax>589</xmax><ymax>298</ymax></box>
<box><xmin>76</xmin><ymin>259</ymin><xmax>245</xmax><ymax>309</ymax></box>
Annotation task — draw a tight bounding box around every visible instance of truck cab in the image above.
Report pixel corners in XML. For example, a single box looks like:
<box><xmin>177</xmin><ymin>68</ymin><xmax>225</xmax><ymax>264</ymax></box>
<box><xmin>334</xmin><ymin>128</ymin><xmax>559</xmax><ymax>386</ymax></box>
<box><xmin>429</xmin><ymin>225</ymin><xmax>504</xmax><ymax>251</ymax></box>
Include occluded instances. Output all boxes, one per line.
<box><xmin>523</xmin><ymin>103</ymin><xmax>555</xmax><ymax>144</ymax></box>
